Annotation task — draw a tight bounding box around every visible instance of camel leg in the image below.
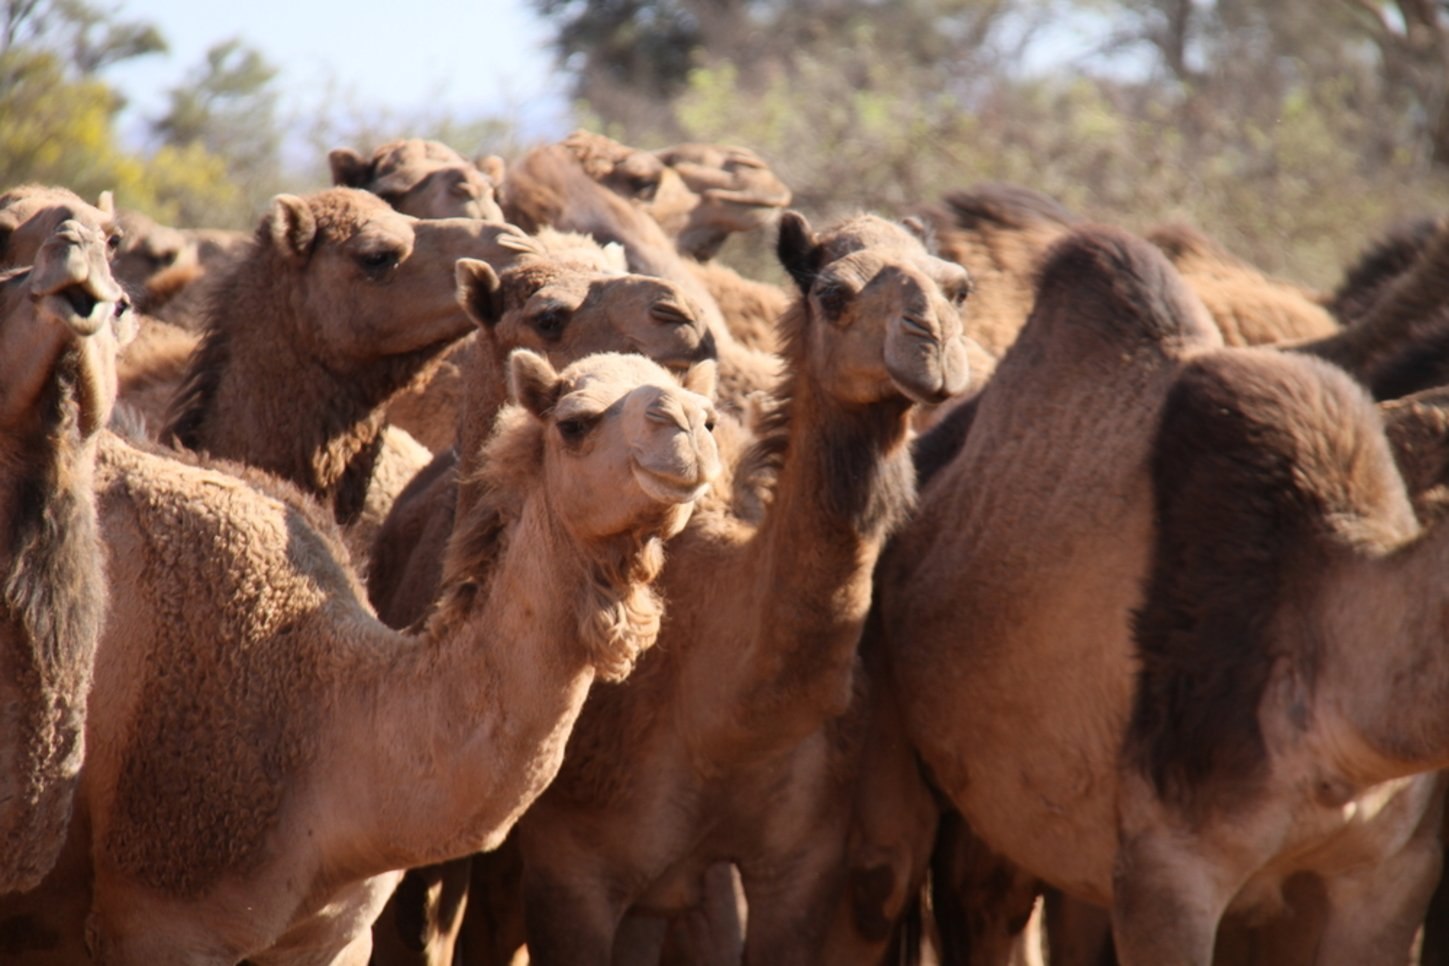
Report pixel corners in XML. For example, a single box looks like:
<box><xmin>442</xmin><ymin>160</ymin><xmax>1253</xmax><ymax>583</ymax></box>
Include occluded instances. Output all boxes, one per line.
<box><xmin>1314</xmin><ymin>835</ymin><xmax>1443</xmax><ymax>965</ymax></box>
<box><xmin>930</xmin><ymin>809</ymin><xmax>1043</xmax><ymax>966</ymax></box>
<box><xmin>1110</xmin><ymin>831</ymin><xmax>1233</xmax><ymax>966</ymax></box>
<box><xmin>657</xmin><ymin>863</ymin><xmax>746</xmax><ymax>966</ymax></box>
<box><xmin>1042</xmin><ymin>890</ymin><xmax>1113</xmax><ymax>966</ymax></box>
<box><xmin>370</xmin><ymin>859</ymin><xmax>472</xmax><ymax>966</ymax></box>
<box><xmin>738</xmin><ymin>845</ymin><xmax>843</xmax><ymax>966</ymax></box>
<box><xmin>520</xmin><ymin>867</ymin><xmax>621</xmax><ymax>966</ymax></box>
<box><xmin>458</xmin><ymin>837</ymin><xmax>528</xmax><ymax>966</ymax></box>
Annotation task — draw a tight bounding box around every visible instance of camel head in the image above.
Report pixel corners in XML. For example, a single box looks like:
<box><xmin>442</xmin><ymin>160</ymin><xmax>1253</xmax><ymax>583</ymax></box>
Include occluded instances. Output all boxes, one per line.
<box><xmin>0</xmin><ymin>184</ymin><xmax>118</xmax><ymax>271</ymax></box>
<box><xmin>329</xmin><ymin>139</ymin><xmax>505</xmax><ymax>222</ymax></box>
<box><xmin>655</xmin><ymin>142</ymin><xmax>793</xmax><ymax>259</ymax></box>
<box><xmin>509</xmin><ymin>349</ymin><xmax>720</xmax><ymax>545</ymax></box>
<box><xmin>776</xmin><ymin>211</ymin><xmax>973</xmax><ymax>406</ymax></box>
<box><xmin>0</xmin><ymin>217</ymin><xmax>134</xmax><ymax>436</ymax></box>
<box><xmin>111</xmin><ymin>209</ymin><xmax>201</xmax><ymax>310</ymax></box>
<box><xmin>455</xmin><ymin>254</ymin><xmax>716</xmax><ymax>378</ymax></box>
<box><xmin>252</xmin><ymin>188</ymin><xmax>535</xmax><ymax>364</ymax></box>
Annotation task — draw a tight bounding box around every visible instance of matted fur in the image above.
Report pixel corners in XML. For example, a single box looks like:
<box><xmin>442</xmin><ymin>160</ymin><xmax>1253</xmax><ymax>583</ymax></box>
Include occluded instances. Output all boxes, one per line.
<box><xmin>1127</xmin><ymin>349</ymin><xmax>1415</xmax><ymax>811</ymax></box>
<box><xmin>1</xmin><ymin>349</ymin><xmax>105</xmax><ymax>892</ymax></box>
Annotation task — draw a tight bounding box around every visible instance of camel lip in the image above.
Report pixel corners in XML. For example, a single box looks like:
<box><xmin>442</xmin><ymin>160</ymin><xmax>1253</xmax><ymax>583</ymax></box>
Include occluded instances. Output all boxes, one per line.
<box><xmin>632</xmin><ymin>461</ymin><xmax>711</xmax><ymax>505</ymax></box>
<box><xmin>37</xmin><ymin>286</ymin><xmax>108</xmax><ymax>337</ymax></box>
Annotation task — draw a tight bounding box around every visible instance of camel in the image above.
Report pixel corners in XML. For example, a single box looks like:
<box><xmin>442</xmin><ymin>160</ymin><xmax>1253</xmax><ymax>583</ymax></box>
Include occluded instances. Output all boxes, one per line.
<box><xmin>1146</xmin><ymin>223</ymin><xmax>1339</xmax><ymax>346</ymax></box>
<box><xmin>0</xmin><ymin>218</ymin><xmax>132</xmax><ymax>895</ymax></box>
<box><xmin>109</xmin><ymin>209</ymin><xmax>200</xmax><ymax>319</ymax></box>
<box><xmin>883</xmin><ymin>224</ymin><xmax>1447</xmax><ymax>965</ymax></box>
<box><xmin>161</xmin><ymin>187</ymin><xmax>539</xmax><ymax>563</ymax></box>
<box><xmin>0</xmin><ymin>185</ymin><xmax>117</xmax><ymax>269</ymax></box>
<box><xmin>0</xmin><ymin>347</ymin><xmax>721</xmax><ymax>964</ymax></box>
<box><xmin>329</xmin><ymin>138</ymin><xmax>506</xmax><ymax>222</ymax></box>
<box><xmin>367</xmin><ymin>251</ymin><xmax>717</xmax><ymax>629</ymax></box>
<box><xmin>504</xmin><ymin>134</ymin><xmax>790</xmax><ymax>374</ymax></box>
<box><xmin>651</xmin><ymin>141</ymin><xmax>792</xmax><ymax>261</ymax></box>
<box><xmin>1327</xmin><ymin>215</ymin><xmax>1445</xmax><ymax>325</ymax></box>
<box><xmin>1296</xmin><ymin>216</ymin><xmax>1449</xmax><ymax>401</ymax></box>
<box><xmin>487</xmin><ymin>210</ymin><xmax>968</xmax><ymax>965</ymax></box>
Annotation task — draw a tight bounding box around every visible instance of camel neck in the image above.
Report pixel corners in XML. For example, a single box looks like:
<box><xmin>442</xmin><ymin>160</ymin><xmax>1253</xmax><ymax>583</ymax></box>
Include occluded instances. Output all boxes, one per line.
<box><xmin>341</xmin><ymin>495</ymin><xmax>616</xmax><ymax>874</ymax></box>
<box><xmin>453</xmin><ymin>341</ymin><xmax>511</xmax><ymax>520</ymax></box>
<box><xmin>1323</xmin><ymin>530</ymin><xmax>1449</xmax><ymax>780</ymax></box>
<box><xmin>730</xmin><ymin>372</ymin><xmax>915</xmax><ymax>745</ymax></box>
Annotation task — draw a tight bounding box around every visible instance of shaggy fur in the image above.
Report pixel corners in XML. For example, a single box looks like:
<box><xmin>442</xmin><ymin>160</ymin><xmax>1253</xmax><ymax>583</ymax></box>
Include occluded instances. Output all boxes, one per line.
<box><xmin>1328</xmin><ymin>215</ymin><xmax>1444</xmax><ymax>325</ymax></box>
<box><xmin>1127</xmin><ymin>350</ymin><xmax>1410</xmax><ymax>811</ymax></box>
<box><xmin>1</xmin><ymin>348</ymin><xmax>105</xmax><ymax>893</ymax></box>
<box><xmin>1298</xmin><ymin>217</ymin><xmax>1449</xmax><ymax>400</ymax></box>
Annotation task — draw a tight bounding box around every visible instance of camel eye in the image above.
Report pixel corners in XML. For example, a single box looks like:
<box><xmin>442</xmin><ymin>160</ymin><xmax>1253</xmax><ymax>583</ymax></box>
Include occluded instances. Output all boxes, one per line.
<box><xmin>630</xmin><ymin>175</ymin><xmax>660</xmax><ymax>203</ymax></box>
<box><xmin>814</xmin><ymin>282</ymin><xmax>852</xmax><ymax>321</ymax></box>
<box><xmin>950</xmin><ymin>282</ymin><xmax>972</xmax><ymax>307</ymax></box>
<box><xmin>107</xmin><ymin>231</ymin><xmax>123</xmax><ymax>254</ymax></box>
<box><xmin>532</xmin><ymin>308</ymin><xmax>570</xmax><ymax>341</ymax></box>
<box><xmin>357</xmin><ymin>248</ymin><xmax>401</xmax><ymax>278</ymax></box>
<box><xmin>557</xmin><ymin>415</ymin><xmax>596</xmax><ymax>442</ymax></box>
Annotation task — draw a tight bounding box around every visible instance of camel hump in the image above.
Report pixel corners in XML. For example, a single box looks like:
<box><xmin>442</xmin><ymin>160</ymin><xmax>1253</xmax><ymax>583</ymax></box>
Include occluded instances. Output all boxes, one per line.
<box><xmin>1127</xmin><ymin>348</ymin><xmax>1413</xmax><ymax>810</ymax></box>
<box><xmin>943</xmin><ymin>182</ymin><xmax>1080</xmax><ymax>231</ymax></box>
<box><xmin>1330</xmin><ymin>215</ymin><xmax>1445</xmax><ymax>323</ymax></box>
<box><xmin>1028</xmin><ymin>225</ymin><xmax>1215</xmax><ymax>352</ymax></box>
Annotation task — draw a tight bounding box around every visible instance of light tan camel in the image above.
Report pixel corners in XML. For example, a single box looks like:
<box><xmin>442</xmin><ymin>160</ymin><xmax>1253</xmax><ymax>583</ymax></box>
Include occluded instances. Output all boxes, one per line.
<box><xmin>368</xmin><ymin>251</ymin><xmax>717</xmax><ymax>629</ymax></box>
<box><xmin>494</xmin><ymin>210</ymin><xmax>968</xmax><ymax>966</ymax></box>
<box><xmin>884</xmin><ymin>225</ymin><xmax>1446</xmax><ymax>965</ymax></box>
<box><xmin>385</xmin><ymin>227</ymin><xmax>632</xmax><ymax>454</ymax></box>
<box><xmin>503</xmin><ymin>135</ymin><xmax>785</xmax><ymax>392</ymax></box>
<box><xmin>0</xmin><ymin>349</ymin><xmax>720</xmax><ymax>964</ymax></box>
<box><xmin>0</xmin><ymin>185</ymin><xmax>117</xmax><ymax>269</ymax></box>
<box><xmin>329</xmin><ymin>138</ymin><xmax>506</xmax><ymax>222</ymax></box>
<box><xmin>652</xmin><ymin>141</ymin><xmax>792</xmax><ymax>261</ymax></box>
<box><xmin>162</xmin><ymin>187</ymin><xmax>537</xmax><ymax>563</ymax></box>
<box><xmin>0</xmin><ymin>219</ymin><xmax>132</xmax><ymax>895</ymax></box>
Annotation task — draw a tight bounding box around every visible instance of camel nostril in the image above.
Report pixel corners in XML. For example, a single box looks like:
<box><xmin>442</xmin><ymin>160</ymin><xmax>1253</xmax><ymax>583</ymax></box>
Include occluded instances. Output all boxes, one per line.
<box><xmin>115</xmin><ymin>295</ymin><xmax>131</xmax><ymax>319</ymax></box>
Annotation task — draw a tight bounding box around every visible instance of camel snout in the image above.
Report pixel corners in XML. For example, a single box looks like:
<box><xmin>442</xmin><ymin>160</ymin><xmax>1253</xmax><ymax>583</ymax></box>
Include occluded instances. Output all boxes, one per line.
<box><xmin>633</xmin><ymin>393</ymin><xmax>721</xmax><ymax>503</ymax></box>
<box><xmin>885</xmin><ymin>314</ymin><xmax>972</xmax><ymax>404</ymax></box>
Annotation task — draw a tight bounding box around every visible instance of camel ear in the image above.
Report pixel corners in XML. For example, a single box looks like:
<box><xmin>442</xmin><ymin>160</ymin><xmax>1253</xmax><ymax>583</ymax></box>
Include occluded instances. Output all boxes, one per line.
<box><xmin>477</xmin><ymin>154</ymin><xmax>506</xmax><ymax>186</ymax></box>
<box><xmin>96</xmin><ymin>190</ymin><xmax>114</xmax><ymax>216</ymax></box>
<box><xmin>777</xmin><ymin>210</ymin><xmax>822</xmax><ymax>294</ymax></box>
<box><xmin>265</xmin><ymin>195</ymin><xmax>317</xmax><ymax>261</ymax></box>
<box><xmin>456</xmin><ymin>258</ymin><xmax>503</xmax><ymax>328</ymax></box>
<box><xmin>508</xmin><ymin>349</ymin><xmax>563</xmax><ymax>418</ymax></box>
<box><xmin>901</xmin><ymin>214</ymin><xmax>939</xmax><ymax>254</ymax></box>
<box><xmin>681</xmin><ymin>359</ymin><xmax>717</xmax><ymax>400</ymax></box>
<box><xmin>328</xmin><ymin>147</ymin><xmax>372</xmax><ymax>188</ymax></box>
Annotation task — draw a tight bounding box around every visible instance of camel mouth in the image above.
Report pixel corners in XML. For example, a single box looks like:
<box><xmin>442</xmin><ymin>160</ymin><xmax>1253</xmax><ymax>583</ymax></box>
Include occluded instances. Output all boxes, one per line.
<box><xmin>632</xmin><ymin>462</ymin><xmax>711</xmax><ymax>505</ymax></box>
<box><xmin>39</xmin><ymin>282</ymin><xmax>117</xmax><ymax>337</ymax></box>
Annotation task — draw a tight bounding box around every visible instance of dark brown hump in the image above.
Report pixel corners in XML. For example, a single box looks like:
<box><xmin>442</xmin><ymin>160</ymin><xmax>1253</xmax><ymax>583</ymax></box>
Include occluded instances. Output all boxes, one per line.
<box><xmin>1127</xmin><ymin>349</ymin><xmax>1404</xmax><ymax>811</ymax></box>
<box><xmin>943</xmin><ymin>182</ymin><xmax>1081</xmax><ymax>231</ymax></box>
<box><xmin>1027</xmin><ymin>225</ymin><xmax>1208</xmax><ymax>351</ymax></box>
<box><xmin>1329</xmin><ymin>216</ymin><xmax>1445</xmax><ymax>325</ymax></box>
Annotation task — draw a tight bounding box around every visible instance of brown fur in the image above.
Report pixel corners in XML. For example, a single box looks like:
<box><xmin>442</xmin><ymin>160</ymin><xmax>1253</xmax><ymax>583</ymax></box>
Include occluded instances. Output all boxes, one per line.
<box><xmin>1297</xmin><ymin>217</ymin><xmax>1449</xmax><ymax>400</ymax></box>
<box><xmin>507</xmin><ymin>212</ymin><xmax>971</xmax><ymax>965</ymax></box>
<box><xmin>2</xmin><ymin>351</ymin><xmax>717</xmax><ymax>963</ymax></box>
<box><xmin>918</xmin><ymin>182</ymin><xmax>1079</xmax><ymax>357</ymax></box>
<box><xmin>1127</xmin><ymin>350</ymin><xmax>1411</xmax><ymax>813</ymax></box>
<box><xmin>161</xmin><ymin>188</ymin><xmax>532</xmax><ymax>559</ymax></box>
<box><xmin>0</xmin><ymin>223</ymin><xmax>129</xmax><ymax>894</ymax></box>
<box><xmin>1381</xmin><ymin>386</ymin><xmax>1449</xmax><ymax>522</ymax></box>
<box><xmin>330</xmin><ymin>138</ymin><xmax>505</xmax><ymax>222</ymax></box>
<box><xmin>1147</xmin><ymin>223</ymin><xmax>1339</xmax><ymax>347</ymax></box>
<box><xmin>1328</xmin><ymin>215</ymin><xmax>1445</xmax><ymax>325</ymax></box>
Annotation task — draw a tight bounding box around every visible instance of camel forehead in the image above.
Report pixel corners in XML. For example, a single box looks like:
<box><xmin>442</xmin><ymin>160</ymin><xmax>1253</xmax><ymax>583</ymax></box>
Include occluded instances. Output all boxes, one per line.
<box><xmin>0</xmin><ymin>186</ymin><xmax>115</xmax><ymax>236</ymax></box>
<box><xmin>373</xmin><ymin>138</ymin><xmax>470</xmax><ymax>170</ymax></box>
<box><xmin>309</xmin><ymin>188</ymin><xmax>415</xmax><ymax>241</ymax></box>
<box><xmin>557</xmin><ymin>354</ymin><xmax>682</xmax><ymax>411</ymax></box>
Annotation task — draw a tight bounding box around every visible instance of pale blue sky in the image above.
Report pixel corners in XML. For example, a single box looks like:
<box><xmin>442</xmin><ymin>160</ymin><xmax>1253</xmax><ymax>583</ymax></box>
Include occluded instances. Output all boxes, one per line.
<box><xmin>103</xmin><ymin>0</ymin><xmax>572</xmax><ymax>151</ymax></box>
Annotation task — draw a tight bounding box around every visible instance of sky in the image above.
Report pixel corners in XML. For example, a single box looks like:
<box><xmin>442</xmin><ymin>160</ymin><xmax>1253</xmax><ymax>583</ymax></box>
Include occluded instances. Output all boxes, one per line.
<box><xmin>103</xmin><ymin>0</ymin><xmax>573</xmax><ymax>153</ymax></box>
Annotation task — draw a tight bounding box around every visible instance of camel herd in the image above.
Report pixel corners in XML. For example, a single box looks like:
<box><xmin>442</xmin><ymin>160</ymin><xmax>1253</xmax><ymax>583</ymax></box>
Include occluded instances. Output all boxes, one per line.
<box><xmin>3</xmin><ymin>128</ymin><xmax>1449</xmax><ymax>966</ymax></box>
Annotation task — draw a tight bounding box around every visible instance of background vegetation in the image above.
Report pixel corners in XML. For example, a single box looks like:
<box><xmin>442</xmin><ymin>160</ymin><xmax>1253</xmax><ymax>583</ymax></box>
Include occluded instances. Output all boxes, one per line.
<box><xmin>8</xmin><ymin>0</ymin><xmax>1449</xmax><ymax>287</ymax></box>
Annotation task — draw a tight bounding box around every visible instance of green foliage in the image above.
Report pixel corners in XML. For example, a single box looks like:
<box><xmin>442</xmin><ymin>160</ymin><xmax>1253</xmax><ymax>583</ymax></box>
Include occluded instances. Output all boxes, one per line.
<box><xmin>0</xmin><ymin>0</ymin><xmax>248</xmax><ymax>229</ymax></box>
